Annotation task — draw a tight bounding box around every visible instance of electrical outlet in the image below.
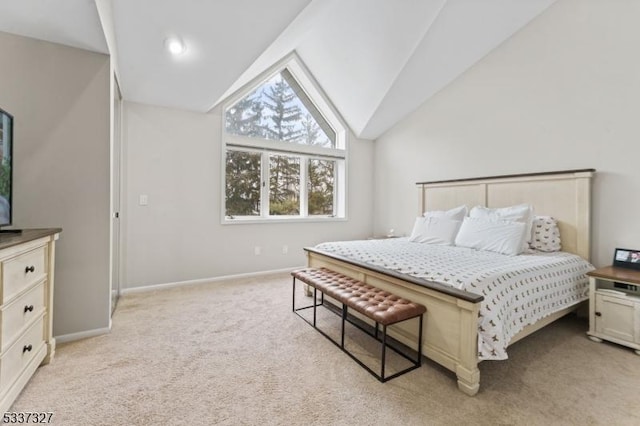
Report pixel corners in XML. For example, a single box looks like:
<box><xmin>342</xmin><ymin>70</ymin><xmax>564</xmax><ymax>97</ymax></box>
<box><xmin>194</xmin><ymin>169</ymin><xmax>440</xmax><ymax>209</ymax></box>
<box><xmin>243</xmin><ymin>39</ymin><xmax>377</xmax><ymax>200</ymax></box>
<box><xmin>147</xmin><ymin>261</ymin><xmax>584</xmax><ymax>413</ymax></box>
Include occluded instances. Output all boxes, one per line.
<box><xmin>254</xmin><ymin>246</ymin><xmax>261</xmax><ymax>256</ymax></box>
<box><xmin>139</xmin><ymin>194</ymin><xmax>148</xmax><ymax>206</ymax></box>
<box><xmin>282</xmin><ymin>245</ymin><xmax>288</xmax><ymax>254</ymax></box>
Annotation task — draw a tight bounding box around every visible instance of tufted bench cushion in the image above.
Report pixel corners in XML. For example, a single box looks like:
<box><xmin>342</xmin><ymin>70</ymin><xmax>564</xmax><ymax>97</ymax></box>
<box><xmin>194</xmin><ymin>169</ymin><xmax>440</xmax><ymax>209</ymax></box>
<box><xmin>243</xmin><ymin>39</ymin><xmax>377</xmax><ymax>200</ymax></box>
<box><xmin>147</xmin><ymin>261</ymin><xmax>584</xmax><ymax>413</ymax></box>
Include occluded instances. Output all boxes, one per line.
<box><xmin>292</xmin><ymin>267</ymin><xmax>426</xmax><ymax>326</ymax></box>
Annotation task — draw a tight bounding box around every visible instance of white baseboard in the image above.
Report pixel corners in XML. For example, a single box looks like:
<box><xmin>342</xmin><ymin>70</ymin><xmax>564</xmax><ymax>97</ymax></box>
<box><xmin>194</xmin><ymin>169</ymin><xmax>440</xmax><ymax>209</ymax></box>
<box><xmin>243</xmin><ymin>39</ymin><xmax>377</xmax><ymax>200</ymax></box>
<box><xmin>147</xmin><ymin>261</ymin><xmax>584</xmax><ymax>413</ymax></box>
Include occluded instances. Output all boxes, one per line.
<box><xmin>120</xmin><ymin>266</ymin><xmax>302</xmax><ymax>295</ymax></box>
<box><xmin>55</xmin><ymin>326</ymin><xmax>111</xmax><ymax>344</ymax></box>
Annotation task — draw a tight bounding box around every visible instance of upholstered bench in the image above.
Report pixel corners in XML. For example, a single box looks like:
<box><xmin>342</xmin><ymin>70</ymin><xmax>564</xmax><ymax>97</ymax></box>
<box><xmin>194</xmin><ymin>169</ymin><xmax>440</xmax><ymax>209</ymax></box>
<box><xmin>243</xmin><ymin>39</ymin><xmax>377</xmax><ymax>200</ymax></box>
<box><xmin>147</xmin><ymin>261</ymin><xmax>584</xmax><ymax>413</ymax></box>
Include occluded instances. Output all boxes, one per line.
<box><xmin>292</xmin><ymin>267</ymin><xmax>426</xmax><ymax>382</ymax></box>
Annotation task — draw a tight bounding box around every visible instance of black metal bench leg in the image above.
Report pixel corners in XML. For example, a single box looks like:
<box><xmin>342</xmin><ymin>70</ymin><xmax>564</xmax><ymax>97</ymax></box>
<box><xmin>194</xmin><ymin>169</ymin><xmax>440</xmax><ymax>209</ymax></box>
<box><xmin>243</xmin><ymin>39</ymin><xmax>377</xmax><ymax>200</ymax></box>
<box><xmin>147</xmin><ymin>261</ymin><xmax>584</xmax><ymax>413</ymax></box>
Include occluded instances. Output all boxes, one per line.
<box><xmin>341</xmin><ymin>304</ymin><xmax>347</xmax><ymax>348</ymax></box>
<box><xmin>313</xmin><ymin>287</ymin><xmax>318</xmax><ymax>327</ymax></box>
<box><xmin>381</xmin><ymin>324</ymin><xmax>387</xmax><ymax>381</ymax></box>
<box><xmin>417</xmin><ymin>314</ymin><xmax>423</xmax><ymax>365</ymax></box>
<box><xmin>292</xmin><ymin>277</ymin><xmax>296</xmax><ymax>312</ymax></box>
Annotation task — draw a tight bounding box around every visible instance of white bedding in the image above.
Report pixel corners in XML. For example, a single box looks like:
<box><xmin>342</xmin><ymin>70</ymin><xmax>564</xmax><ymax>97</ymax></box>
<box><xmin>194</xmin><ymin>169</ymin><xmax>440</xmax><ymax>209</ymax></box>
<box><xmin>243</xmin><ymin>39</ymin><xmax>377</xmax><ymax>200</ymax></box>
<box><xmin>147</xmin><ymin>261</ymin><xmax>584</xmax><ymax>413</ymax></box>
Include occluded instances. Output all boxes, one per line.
<box><xmin>314</xmin><ymin>238</ymin><xmax>594</xmax><ymax>360</ymax></box>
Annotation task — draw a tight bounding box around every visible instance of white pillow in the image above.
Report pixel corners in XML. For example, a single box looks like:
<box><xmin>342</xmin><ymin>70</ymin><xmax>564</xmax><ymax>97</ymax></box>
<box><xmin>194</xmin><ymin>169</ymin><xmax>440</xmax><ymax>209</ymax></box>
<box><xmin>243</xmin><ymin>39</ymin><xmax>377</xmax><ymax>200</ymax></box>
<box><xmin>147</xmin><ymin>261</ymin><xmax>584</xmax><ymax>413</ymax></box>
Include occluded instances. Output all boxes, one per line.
<box><xmin>423</xmin><ymin>205</ymin><xmax>468</xmax><ymax>221</ymax></box>
<box><xmin>469</xmin><ymin>204</ymin><xmax>534</xmax><ymax>251</ymax></box>
<box><xmin>530</xmin><ymin>216</ymin><xmax>562</xmax><ymax>252</ymax></box>
<box><xmin>454</xmin><ymin>217</ymin><xmax>526</xmax><ymax>256</ymax></box>
<box><xmin>408</xmin><ymin>216</ymin><xmax>462</xmax><ymax>245</ymax></box>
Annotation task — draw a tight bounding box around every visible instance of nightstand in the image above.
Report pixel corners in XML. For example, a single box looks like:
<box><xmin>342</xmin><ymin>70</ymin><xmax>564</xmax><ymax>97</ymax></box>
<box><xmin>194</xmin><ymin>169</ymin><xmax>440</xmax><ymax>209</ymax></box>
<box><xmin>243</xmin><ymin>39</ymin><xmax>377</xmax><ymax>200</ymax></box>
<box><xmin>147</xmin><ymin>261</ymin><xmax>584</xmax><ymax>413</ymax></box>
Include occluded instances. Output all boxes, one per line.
<box><xmin>586</xmin><ymin>266</ymin><xmax>640</xmax><ymax>355</ymax></box>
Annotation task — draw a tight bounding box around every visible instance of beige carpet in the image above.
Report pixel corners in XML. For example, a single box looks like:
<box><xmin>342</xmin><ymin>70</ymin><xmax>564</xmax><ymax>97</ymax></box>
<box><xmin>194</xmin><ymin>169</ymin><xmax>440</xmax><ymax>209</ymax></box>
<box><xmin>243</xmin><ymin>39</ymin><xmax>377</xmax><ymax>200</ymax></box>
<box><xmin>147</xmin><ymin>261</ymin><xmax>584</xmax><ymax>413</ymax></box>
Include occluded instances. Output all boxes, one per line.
<box><xmin>11</xmin><ymin>272</ymin><xmax>640</xmax><ymax>425</ymax></box>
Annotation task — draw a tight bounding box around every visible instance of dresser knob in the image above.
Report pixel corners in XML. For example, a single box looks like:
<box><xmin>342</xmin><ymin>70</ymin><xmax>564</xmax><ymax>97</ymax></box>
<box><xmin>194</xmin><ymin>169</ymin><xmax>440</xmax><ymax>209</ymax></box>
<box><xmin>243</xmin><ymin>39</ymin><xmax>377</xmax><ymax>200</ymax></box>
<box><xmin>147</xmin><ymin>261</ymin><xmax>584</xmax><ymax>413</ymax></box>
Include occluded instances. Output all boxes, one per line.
<box><xmin>23</xmin><ymin>344</ymin><xmax>33</xmax><ymax>353</ymax></box>
<box><xmin>25</xmin><ymin>265</ymin><xmax>35</xmax><ymax>273</ymax></box>
<box><xmin>24</xmin><ymin>305</ymin><xmax>34</xmax><ymax>313</ymax></box>
<box><xmin>595</xmin><ymin>312</ymin><xmax>602</xmax><ymax>317</ymax></box>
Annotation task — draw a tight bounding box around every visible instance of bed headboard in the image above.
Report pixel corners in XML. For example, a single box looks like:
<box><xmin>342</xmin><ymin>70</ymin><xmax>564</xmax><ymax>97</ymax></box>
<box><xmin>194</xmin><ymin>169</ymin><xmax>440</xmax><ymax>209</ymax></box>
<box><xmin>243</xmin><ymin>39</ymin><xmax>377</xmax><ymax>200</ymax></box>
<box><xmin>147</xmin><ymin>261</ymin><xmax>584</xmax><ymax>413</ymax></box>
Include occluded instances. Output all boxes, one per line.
<box><xmin>416</xmin><ymin>169</ymin><xmax>595</xmax><ymax>260</ymax></box>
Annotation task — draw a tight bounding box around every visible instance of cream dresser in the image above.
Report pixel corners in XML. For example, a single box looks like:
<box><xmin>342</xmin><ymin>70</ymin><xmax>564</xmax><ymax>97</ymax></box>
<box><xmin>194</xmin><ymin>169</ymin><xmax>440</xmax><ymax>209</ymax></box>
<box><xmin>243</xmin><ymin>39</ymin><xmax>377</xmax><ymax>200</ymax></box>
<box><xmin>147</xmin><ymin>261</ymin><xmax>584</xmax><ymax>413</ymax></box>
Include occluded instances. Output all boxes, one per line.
<box><xmin>0</xmin><ymin>229</ymin><xmax>60</xmax><ymax>413</ymax></box>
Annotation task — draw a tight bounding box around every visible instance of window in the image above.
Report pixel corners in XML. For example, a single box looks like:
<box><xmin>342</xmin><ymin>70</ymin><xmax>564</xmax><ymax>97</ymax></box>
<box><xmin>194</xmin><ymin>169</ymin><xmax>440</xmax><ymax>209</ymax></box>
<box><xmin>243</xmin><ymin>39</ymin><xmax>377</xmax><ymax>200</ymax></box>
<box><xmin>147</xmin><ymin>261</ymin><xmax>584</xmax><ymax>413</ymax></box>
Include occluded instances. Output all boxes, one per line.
<box><xmin>222</xmin><ymin>56</ymin><xmax>346</xmax><ymax>222</ymax></box>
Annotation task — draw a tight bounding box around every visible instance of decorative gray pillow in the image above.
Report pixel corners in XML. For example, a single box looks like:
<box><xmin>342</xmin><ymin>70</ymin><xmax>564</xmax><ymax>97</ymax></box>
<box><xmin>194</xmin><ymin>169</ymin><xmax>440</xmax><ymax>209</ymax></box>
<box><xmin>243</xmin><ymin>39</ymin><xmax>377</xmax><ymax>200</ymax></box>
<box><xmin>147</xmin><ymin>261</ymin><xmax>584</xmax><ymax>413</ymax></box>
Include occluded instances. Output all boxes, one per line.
<box><xmin>530</xmin><ymin>216</ymin><xmax>561</xmax><ymax>252</ymax></box>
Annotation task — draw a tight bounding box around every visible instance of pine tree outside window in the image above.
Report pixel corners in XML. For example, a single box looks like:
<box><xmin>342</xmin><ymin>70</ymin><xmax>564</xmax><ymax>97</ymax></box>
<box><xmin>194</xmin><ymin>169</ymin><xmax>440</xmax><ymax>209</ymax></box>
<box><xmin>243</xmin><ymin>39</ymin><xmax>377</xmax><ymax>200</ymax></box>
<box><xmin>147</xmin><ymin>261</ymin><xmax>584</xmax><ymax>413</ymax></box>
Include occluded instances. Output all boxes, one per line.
<box><xmin>222</xmin><ymin>55</ymin><xmax>347</xmax><ymax>222</ymax></box>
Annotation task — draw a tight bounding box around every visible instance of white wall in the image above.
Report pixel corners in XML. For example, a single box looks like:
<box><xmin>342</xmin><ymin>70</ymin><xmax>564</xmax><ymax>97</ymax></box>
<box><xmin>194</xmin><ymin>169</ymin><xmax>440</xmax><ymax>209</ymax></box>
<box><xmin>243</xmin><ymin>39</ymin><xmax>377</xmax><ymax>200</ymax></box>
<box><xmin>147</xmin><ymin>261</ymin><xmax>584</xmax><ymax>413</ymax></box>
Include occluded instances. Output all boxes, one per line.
<box><xmin>0</xmin><ymin>31</ymin><xmax>111</xmax><ymax>336</ymax></box>
<box><xmin>123</xmin><ymin>102</ymin><xmax>373</xmax><ymax>288</ymax></box>
<box><xmin>373</xmin><ymin>0</ymin><xmax>640</xmax><ymax>267</ymax></box>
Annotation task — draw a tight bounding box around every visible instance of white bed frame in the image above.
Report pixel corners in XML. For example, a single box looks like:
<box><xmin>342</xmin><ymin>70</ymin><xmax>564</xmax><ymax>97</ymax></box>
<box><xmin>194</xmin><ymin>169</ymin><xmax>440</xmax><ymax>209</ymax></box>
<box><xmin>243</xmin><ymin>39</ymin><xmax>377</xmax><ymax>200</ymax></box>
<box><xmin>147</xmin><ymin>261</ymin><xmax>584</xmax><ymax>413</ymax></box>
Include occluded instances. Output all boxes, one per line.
<box><xmin>305</xmin><ymin>169</ymin><xmax>594</xmax><ymax>395</ymax></box>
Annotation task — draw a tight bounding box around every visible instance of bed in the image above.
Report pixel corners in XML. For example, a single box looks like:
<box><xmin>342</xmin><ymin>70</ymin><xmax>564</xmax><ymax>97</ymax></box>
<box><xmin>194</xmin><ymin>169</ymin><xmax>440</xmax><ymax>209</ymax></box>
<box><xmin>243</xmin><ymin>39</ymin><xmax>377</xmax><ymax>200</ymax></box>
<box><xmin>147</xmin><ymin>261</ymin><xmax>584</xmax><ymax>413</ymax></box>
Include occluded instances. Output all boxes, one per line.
<box><xmin>304</xmin><ymin>169</ymin><xmax>595</xmax><ymax>395</ymax></box>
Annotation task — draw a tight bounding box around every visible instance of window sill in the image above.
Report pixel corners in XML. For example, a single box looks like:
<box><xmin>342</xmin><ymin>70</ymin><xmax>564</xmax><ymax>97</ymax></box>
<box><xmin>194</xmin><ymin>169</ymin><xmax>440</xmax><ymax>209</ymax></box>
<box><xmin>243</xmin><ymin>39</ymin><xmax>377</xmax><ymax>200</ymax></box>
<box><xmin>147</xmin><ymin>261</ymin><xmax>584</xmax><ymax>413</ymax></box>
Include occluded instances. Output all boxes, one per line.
<box><xmin>221</xmin><ymin>216</ymin><xmax>347</xmax><ymax>225</ymax></box>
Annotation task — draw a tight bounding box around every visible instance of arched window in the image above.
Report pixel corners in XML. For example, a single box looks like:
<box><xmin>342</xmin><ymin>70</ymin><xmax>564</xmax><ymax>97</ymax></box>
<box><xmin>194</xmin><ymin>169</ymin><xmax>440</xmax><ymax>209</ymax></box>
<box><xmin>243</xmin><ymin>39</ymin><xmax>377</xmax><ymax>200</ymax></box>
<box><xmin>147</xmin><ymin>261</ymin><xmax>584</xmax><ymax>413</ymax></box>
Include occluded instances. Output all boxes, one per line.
<box><xmin>222</xmin><ymin>54</ymin><xmax>347</xmax><ymax>222</ymax></box>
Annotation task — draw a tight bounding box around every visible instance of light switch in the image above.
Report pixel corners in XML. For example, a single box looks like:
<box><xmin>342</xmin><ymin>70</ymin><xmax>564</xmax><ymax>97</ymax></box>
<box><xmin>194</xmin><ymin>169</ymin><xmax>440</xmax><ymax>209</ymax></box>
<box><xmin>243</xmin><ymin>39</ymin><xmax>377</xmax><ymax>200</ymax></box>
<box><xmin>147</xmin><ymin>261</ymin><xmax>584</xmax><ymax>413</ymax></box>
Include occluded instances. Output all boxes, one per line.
<box><xmin>139</xmin><ymin>194</ymin><xmax>148</xmax><ymax>206</ymax></box>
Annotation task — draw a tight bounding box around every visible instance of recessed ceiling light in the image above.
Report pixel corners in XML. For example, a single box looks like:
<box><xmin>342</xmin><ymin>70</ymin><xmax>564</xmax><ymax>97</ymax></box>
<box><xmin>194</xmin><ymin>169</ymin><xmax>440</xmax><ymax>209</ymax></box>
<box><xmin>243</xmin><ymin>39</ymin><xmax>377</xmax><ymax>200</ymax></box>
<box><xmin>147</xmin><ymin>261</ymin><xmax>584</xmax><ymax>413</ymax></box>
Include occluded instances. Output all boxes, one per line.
<box><xmin>165</xmin><ymin>37</ymin><xmax>186</xmax><ymax>56</ymax></box>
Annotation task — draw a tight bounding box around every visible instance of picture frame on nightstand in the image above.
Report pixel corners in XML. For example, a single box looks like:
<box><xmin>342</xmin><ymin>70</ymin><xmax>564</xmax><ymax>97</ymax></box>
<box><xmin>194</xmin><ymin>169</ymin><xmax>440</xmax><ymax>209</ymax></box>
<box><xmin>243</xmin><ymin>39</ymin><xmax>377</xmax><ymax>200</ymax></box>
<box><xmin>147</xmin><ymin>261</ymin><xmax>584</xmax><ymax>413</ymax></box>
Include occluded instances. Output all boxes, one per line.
<box><xmin>613</xmin><ymin>248</ymin><xmax>640</xmax><ymax>270</ymax></box>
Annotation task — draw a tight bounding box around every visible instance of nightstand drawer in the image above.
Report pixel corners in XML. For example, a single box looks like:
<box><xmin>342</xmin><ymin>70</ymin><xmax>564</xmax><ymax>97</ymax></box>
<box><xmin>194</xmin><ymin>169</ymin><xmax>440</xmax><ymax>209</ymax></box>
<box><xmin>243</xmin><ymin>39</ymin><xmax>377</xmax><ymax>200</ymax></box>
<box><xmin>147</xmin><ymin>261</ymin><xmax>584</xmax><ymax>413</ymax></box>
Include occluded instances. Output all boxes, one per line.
<box><xmin>0</xmin><ymin>281</ymin><xmax>46</xmax><ymax>352</ymax></box>
<box><xmin>1</xmin><ymin>247</ymin><xmax>46</xmax><ymax>304</ymax></box>
<box><xmin>0</xmin><ymin>316</ymin><xmax>45</xmax><ymax>391</ymax></box>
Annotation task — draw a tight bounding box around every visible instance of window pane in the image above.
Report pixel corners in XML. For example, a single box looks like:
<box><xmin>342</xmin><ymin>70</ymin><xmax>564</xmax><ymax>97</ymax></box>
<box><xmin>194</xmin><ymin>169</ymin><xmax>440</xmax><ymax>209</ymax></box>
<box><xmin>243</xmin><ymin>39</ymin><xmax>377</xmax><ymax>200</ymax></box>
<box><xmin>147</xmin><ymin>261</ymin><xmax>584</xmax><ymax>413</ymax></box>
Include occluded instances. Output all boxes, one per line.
<box><xmin>225</xmin><ymin>71</ymin><xmax>335</xmax><ymax>148</ymax></box>
<box><xmin>225</xmin><ymin>150</ymin><xmax>261</xmax><ymax>217</ymax></box>
<box><xmin>269</xmin><ymin>155</ymin><xmax>300</xmax><ymax>215</ymax></box>
<box><xmin>225</xmin><ymin>90</ymin><xmax>265</xmax><ymax>138</ymax></box>
<box><xmin>308</xmin><ymin>159</ymin><xmax>334</xmax><ymax>216</ymax></box>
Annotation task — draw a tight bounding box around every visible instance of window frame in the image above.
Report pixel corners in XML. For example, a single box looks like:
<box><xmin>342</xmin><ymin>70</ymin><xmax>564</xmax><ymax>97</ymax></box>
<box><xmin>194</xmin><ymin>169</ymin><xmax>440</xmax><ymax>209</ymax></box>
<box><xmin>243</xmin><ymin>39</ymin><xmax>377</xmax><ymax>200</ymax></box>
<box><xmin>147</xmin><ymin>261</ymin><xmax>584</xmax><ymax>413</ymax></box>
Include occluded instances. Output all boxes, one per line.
<box><xmin>220</xmin><ymin>52</ymin><xmax>348</xmax><ymax>224</ymax></box>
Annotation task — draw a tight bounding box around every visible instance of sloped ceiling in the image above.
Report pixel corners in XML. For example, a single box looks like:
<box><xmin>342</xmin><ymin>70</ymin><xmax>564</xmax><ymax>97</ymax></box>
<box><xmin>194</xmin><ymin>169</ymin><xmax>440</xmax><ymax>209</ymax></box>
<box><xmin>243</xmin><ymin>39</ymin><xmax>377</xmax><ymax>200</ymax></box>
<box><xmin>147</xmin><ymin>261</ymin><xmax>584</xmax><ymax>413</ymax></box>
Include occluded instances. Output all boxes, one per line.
<box><xmin>224</xmin><ymin>0</ymin><xmax>557</xmax><ymax>139</ymax></box>
<box><xmin>110</xmin><ymin>0</ymin><xmax>312</xmax><ymax>112</ymax></box>
<box><xmin>0</xmin><ymin>0</ymin><xmax>556</xmax><ymax>140</ymax></box>
<box><xmin>0</xmin><ymin>0</ymin><xmax>108</xmax><ymax>54</ymax></box>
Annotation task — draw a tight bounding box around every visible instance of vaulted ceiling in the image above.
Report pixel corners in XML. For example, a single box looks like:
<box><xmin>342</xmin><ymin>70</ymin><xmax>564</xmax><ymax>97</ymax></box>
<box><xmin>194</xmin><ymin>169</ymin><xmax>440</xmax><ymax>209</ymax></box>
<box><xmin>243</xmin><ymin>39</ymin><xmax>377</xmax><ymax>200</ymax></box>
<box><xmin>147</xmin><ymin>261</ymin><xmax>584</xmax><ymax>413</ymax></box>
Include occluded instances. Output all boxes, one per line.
<box><xmin>0</xmin><ymin>0</ymin><xmax>556</xmax><ymax>140</ymax></box>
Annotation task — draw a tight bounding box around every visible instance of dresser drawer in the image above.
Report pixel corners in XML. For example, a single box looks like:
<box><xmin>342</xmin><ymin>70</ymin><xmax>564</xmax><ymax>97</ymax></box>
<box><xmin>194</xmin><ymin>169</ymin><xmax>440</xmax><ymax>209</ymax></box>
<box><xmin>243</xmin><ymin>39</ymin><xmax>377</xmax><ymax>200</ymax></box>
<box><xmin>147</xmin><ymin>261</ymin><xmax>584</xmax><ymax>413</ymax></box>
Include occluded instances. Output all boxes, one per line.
<box><xmin>0</xmin><ymin>316</ymin><xmax>45</xmax><ymax>391</ymax></box>
<box><xmin>0</xmin><ymin>281</ymin><xmax>45</xmax><ymax>352</ymax></box>
<box><xmin>1</xmin><ymin>247</ymin><xmax>46</xmax><ymax>304</ymax></box>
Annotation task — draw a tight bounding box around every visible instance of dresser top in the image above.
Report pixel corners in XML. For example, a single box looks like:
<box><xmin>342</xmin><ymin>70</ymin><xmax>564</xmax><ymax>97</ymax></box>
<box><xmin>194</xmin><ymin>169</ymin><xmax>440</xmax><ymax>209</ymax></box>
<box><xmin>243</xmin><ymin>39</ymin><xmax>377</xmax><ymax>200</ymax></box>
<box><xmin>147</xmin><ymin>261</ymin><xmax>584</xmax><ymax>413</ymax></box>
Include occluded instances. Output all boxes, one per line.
<box><xmin>0</xmin><ymin>228</ymin><xmax>62</xmax><ymax>251</ymax></box>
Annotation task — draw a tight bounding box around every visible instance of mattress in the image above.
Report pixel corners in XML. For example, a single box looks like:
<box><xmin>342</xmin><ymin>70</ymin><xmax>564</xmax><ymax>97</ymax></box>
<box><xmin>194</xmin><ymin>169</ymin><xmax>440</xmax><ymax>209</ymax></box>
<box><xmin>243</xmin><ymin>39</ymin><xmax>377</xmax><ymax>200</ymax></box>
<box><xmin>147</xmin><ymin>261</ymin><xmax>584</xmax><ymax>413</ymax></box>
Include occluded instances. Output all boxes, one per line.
<box><xmin>314</xmin><ymin>238</ymin><xmax>594</xmax><ymax>360</ymax></box>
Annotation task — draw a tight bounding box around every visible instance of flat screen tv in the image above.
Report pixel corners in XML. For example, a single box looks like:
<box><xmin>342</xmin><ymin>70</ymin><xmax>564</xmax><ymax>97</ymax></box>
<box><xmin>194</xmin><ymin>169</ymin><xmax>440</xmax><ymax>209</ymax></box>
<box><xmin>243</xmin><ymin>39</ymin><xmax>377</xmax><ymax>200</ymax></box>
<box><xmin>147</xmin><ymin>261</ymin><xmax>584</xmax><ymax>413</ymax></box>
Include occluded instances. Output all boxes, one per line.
<box><xmin>0</xmin><ymin>107</ymin><xmax>13</xmax><ymax>229</ymax></box>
